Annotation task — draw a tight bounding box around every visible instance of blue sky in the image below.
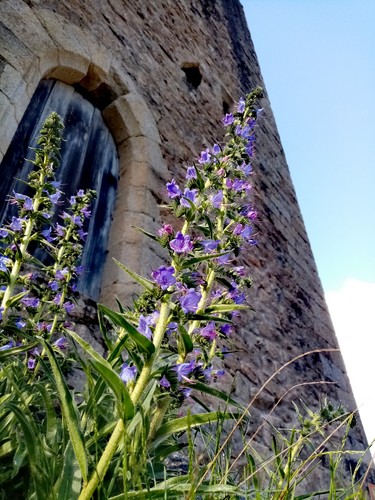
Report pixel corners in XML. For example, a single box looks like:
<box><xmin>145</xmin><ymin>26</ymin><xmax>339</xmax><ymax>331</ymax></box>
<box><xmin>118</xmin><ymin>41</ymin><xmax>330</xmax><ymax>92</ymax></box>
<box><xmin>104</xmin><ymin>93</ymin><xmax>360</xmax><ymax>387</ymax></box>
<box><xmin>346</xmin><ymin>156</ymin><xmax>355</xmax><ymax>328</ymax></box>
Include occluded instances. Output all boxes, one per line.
<box><xmin>242</xmin><ymin>0</ymin><xmax>375</xmax><ymax>445</ymax></box>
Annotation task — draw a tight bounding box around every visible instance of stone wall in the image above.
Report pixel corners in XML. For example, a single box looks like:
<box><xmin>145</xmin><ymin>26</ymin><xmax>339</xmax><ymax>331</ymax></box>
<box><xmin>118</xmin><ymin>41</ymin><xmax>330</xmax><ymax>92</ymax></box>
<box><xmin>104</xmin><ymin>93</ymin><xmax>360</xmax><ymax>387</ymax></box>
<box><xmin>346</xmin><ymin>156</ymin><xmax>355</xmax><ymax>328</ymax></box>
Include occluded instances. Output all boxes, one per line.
<box><xmin>0</xmin><ymin>0</ymin><xmax>373</xmax><ymax>485</ymax></box>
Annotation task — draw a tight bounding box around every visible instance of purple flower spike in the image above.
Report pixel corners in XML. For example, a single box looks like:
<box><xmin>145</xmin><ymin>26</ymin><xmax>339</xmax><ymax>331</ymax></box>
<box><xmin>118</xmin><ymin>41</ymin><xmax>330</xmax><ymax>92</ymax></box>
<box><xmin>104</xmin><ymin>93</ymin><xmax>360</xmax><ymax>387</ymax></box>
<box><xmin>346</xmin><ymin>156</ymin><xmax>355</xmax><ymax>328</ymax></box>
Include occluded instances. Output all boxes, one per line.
<box><xmin>151</xmin><ymin>266</ymin><xmax>176</xmax><ymax>290</ymax></box>
<box><xmin>223</xmin><ymin>113</ymin><xmax>234</xmax><ymax>126</ymax></box>
<box><xmin>166</xmin><ymin>179</ymin><xmax>181</xmax><ymax>199</ymax></box>
<box><xmin>179</xmin><ymin>288</ymin><xmax>201</xmax><ymax>313</ymax></box>
<box><xmin>159</xmin><ymin>375</ymin><xmax>171</xmax><ymax>389</ymax></box>
<box><xmin>120</xmin><ymin>363</ymin><xmax>137</xmax><ymax>384</ymax></box>
<box><xmin>180</xmin><ymin>188</ymin><xmax>198</xmax><ymax>208</ymax></box>
<box><xmin>170</xmin><ymin>232</ymin><xmax>193</xmax><ymax>254</ymax></box>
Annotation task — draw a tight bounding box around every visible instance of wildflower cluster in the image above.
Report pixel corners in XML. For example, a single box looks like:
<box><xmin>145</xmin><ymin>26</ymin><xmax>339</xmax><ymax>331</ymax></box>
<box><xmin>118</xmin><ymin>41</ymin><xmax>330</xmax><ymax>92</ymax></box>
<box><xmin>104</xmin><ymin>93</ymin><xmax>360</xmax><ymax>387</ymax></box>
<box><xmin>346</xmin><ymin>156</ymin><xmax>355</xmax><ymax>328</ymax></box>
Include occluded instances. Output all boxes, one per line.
<box><xmin>112</xmin><ymin>88</ymin><xmax>263</xmax><ymax>408</ymax></box>
<box><xmin>0</xmin><ymin>112</ymin><xmax>94</xmax><ymax>368</ymax></box>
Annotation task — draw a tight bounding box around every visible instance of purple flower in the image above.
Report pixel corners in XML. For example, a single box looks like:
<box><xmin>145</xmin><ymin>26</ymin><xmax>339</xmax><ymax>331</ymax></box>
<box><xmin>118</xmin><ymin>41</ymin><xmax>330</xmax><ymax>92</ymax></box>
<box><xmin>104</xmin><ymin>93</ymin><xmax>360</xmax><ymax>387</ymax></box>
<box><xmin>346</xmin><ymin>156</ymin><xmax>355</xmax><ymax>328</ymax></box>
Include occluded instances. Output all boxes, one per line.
<box><xmin>41</xmin><ymin>227</ymin><xmax>55</xmax><ymax>243</ymax></box>
<box><xmin>53</xmin><ymin>293</ymin><xmax>62</xmax><ymax>305</ymax></box>
<box><xmin>186</xmin><ymin>166</ymin><xmax>197</xmax><ymax>179</ymax></box>
<box><xmin>63</xmin><ymin>301</ymin><xmax>75</xmax><ymax>314</ymax></box>
<box><xmin>212</xmin><ymin>143</ymin><xmax>221</xmax><ymax>154</ymax></box>
<box><xmin>159</xmin><ymin>375</ymin><xmax>171</xmax><ymax>389</ymax></box>
<box><xmin>200</xmin><ymin>240</ymin><xmax>220</xmax><ymax>253</ymax></box>
<box><xmin>181</xmin><ymin>387</ymin><xmax>192</xmax><ymax>398</ymax></box>
<box><xmin>170</xmin><ymin>232</ymin><xmax>193</xmax><ymax>254</ymax></box>
<box><xmin>36</xmin><ymin>322</ymin><xmax>52</xmax><ymax>333</ymax></box>
<box><xmin>50</xmin><ymin>181</ymin><xmax>62</xmax><ymax>189</ymax></box>
<box><xmin>241</xmin><ymin>225</ymin><xmax>253</xmax><ymax>240</ymax></box>
<box><xmin>216</xmin><ymin>253</ymin><xmax>231</xmax><ymax>265</ymax></box>
<box><xmin>53</xmin><ymin>337</ymin><xmax>68</xmax><ymax>350</ymax></box>
<box><xmin>220</xmin><ymin>324</ymin><xmax>234</xmax><ymax>336</ymax></box>
<box><xmin>198</xmin><ymin>149</ymin><xmax>211</xmax><ymax>164</ymax></box>
<box><xmin>233</xmin><ymin>223</ymin><xmax>244</xmax><ymax>235</ymax></box>
<box><xmin>75</xmin><ymin>265</ymin><xmax>85</xmax><ymax>276</ymax></box>
<box><xmin>223</xmin><ymin>113</ymin><xmax>234</xmax><ymax>126</ymax></box>
<box><xmin>21</xmin><ymin>296</ymin><xmax>40</xmax><ymax>308</ymax></box>
<box><xmin>0</xmin><ymin>228</ymin><xmax>8</xmax><ymax>238</ymax></box>
<box><xmin>151</xmin><ymin>266</ymin><xmax>176</xmax><ymax>290</ymax></box>
<box><xmin>48</xmin><ymin>280</ymin><xmax>59</xmax><ymax>291</ymax></box>
<box><xmin>55</xmin><ymin>223</ymin><xmax>65</xmax><ymax>237</ymax></box>
<box><xmin>237</xmin><ymin>97</ymin><xmax>245</xmax><ymax>113</ymax></box>
<box><xmin>166</xmin><ymin>179</ymin><xmax>181</xmax><ymax>199</ymax></box>
<box><xmin>77</xmin><ymin>189</ymin><xmax>85</xmax><ymax>197</ymax></box>
<box><xmin>179</xmin><ymin>288</ymin><xmax>201</xmax><ymax>313</ymax></box>
<box><xmin>0</xmin><ymin>255</ymin><xmax>10</xmax><ymax>272</ymax></box>
<box><xmin>158</xmin><ymin>224</ymin><xmax>173</xmax><ymax>237</ymax></box>
<box><xmin>0</xmin><ymin>340</ymin><xmax>14</xmax><ymax>351</ymax></box>
<box><xmin>246</xmin><ymin>210</ymin><xmax>257</xmax><ymax>221</ymax></box>
<box><xmin>27</xmin><ymin>358</ymin><xmax>37</xmax><ymax>370</ymax></box>
<box><xmin>15</xmin><ymin>318</ymin><xmax>26</xmax><ymax>329</ymax></box>
<box><xmin>22</xmin><ymin>196</ymin><xmax>33</xmax><ymax>211</ymax></box>
<box><xmin>81</xmin><ymin>206</ymin><xmax>91</xmax><ymax>218</ymax></box>
<box><xmin>49</xmin><ymin>191</ymin><xmax>62</xmax><ymax>205</ymax></box>
<box><xmin>200</xmin><ymin>322</ymin><xmax>217</xmax><ymax>341</ymax></box>
<box><xmin>180</xmin><ymin>188</ymin><xmax>198</xmax><ymax>208</ymax></box>
<box><xmin>120</xmin><ymin>363</ymin><xmax>137</xmax><ymax>384</ymax></box>
<box><xmin>211</xmin><ymin>190</ymin><xmax>223</xmax><ymax>209</ymax></box>
<box><xmin>174</xmin><ymin>360</ymin><xmax>195</xmax><ymax>381</ymax></box>
<box><xmin>10</xmin><ymin>217</ymin><xmax>23</xmax><ymax>232</ymax></box>
<box><xmin>166</xmin><ymin>322</ymin><xmax>178</xmax><ymax>334</ymax></box>
<box><xmin>239</xmin><ymin>162</ymin><xmax>253</xmax><ymax>176</ymax></box>
<box><xmin>55</xmin><ymin>268</ymin><xmax>69</xmax><ymax>281</ymax></box>
<box><xmin>69</xmin><ymin>196</ymin><xmax>76</xmax><ymax>205</ymax></box>
<box><xmin>78</xmin><ymin>229</ymin><xmax>88</xmax><ymax>240</ymax></box>
<box><xmin>138</xmin><ymin>314</ymin><xmax>152</xmax><ymax>340</ymax></box>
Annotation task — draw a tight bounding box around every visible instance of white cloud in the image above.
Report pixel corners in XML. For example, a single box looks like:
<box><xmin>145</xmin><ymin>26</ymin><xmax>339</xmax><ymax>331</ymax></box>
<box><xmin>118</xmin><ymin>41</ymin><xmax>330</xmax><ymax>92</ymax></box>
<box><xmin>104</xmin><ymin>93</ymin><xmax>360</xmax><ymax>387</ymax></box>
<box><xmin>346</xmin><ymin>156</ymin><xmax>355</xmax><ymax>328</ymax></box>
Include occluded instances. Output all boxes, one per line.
<box><xmin>325</xmin><ymin>279</ymin><xmax>375</xmax><ymax>449</ymax></box>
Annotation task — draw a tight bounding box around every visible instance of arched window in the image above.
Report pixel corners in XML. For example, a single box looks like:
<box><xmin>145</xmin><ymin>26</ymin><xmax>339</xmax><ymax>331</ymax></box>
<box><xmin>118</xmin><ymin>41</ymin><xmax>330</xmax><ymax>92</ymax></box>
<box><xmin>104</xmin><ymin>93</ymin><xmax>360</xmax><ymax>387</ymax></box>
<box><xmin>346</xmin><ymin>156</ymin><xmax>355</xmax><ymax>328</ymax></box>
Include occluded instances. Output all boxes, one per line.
<box><xmin>0</xmin><ymin>79</ymin><xmax>118</xmax><ymax>300</ymax></box>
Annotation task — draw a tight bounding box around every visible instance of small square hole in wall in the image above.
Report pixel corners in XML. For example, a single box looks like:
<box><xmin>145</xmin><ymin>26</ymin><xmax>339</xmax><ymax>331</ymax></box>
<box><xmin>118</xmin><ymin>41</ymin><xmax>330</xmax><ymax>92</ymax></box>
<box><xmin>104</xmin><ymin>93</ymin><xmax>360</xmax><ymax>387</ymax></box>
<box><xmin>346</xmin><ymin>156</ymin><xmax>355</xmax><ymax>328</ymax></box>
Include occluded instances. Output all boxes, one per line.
<box><xmin>181</xmin><ymin>63</ymin><xmax>202</xmax><ymax>90</ymax></box>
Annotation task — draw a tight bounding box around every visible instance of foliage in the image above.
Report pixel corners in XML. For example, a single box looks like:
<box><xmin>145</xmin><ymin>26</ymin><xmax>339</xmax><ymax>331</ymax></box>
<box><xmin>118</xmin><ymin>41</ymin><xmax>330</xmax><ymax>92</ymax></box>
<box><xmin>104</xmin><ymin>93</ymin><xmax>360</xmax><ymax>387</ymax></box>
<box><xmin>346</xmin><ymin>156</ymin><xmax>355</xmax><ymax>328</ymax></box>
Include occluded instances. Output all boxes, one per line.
<box><xmin>0</xmin><ymin>96</ymin><xmax>372</xmax><ymax>499</ymax></box>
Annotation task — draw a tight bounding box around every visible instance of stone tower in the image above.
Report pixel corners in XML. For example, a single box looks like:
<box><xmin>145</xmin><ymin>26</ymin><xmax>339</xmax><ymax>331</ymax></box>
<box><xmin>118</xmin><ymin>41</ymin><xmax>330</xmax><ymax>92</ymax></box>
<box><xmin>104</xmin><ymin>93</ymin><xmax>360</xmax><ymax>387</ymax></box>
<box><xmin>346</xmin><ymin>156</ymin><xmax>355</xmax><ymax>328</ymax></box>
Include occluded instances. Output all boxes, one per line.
<box><xmin>0</xmin><ymin>0</ymin><xmax>373</xmax><ymax>485</ymax></box>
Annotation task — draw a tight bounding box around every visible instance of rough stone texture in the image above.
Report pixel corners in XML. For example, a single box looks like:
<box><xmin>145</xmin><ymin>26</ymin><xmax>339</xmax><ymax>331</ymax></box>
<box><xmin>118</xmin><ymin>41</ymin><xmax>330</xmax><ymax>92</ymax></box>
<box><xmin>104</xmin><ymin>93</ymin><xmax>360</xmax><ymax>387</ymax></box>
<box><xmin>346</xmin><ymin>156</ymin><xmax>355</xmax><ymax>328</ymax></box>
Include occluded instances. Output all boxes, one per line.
<box><xmin>0</xmin><ymin>0</ymin><xmax>373</xmax><ymax>486</ymax></box>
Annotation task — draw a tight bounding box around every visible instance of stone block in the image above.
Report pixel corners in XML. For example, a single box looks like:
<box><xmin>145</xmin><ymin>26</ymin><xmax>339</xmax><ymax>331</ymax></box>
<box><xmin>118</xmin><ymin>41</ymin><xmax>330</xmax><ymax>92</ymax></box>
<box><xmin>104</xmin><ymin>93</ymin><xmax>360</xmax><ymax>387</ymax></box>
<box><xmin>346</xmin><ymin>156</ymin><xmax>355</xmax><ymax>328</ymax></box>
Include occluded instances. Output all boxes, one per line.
<box><xmin>117</xmin><ymin>136</ymin><xmax>167</xmax><ymax>179</ymax></box>
<box><xmin>102</xmin><ymin>92</ymin><xmax>161</xmax><ymax>145</ymax></box>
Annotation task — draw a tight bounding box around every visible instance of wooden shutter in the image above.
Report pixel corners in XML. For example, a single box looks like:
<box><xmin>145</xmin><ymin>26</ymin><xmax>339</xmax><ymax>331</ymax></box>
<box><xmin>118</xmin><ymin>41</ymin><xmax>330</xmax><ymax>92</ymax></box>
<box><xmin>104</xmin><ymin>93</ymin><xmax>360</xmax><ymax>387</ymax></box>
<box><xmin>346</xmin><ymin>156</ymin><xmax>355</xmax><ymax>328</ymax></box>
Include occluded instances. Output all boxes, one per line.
<box><xmin>0</xmin><ymin>79</ymin><xmax>119</xmax><ymax>299</ymax></box>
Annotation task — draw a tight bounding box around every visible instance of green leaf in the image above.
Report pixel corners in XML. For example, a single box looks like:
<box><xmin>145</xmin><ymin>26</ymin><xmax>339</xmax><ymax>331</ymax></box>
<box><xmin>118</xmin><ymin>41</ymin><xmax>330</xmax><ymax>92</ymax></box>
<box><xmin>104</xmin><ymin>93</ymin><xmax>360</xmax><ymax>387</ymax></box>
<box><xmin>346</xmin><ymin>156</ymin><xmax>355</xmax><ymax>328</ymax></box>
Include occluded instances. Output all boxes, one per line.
<box><xmin>177</xmin><ymin>325</ymin><xmax>193</xmax><ymax>355</ymax></box>
<box><xmin>130</xmin><ymin>225</ymin><xmax>158</xmax><ymax>241</ymax></box>
<box><xmin>5</xmin><ymin>290</ymin><xmax>28</xmax><ymax>308</ymax></box>
<box><xmin>113</xmin><ymin>258</ymin><xmax>155</xmax><ymax>291</ymax></box>
<box><xmin>188</xmin><ymin>314</ymin><xmax>233</xmax><ymax>324</ymax></box>
<box><xmin>202</xmin><ymin>213</ymin><xmax>214</xmax><ymax>239</ymax></box>
<box><xmin>206</xmin><ymin>303</ymin><xmax>249</xmax><ymax>313</ymax></box>
<box><xmin>66</xmin><ymin>329</ymin><xmax>134</xmax><ymax>420</ymax></box>
<box><xmin>109</xmin><ymin>480</ymin><xmax>241</xmax><ymax>499</ymax></box>
<box><xmin>190</xmin><ymin>381</ymin><xmax>241</xmax><ymax>408</ymax></box>
<box><xmin>0</xmin><ymin>341</ymin><xmax>39</xmax><ymax>361</ymax></box>
<box><xmin>39</xmin><ymin>338</ymin><xmax>88</xmax><ymax>483</ymax></box>
<box><xmin>181</xmin><ymin>251</ymin><xmax>230</xmax><ymax>269</ymax></box>
<box><xmin>153</xmin><ymin>411</ymin><xmax>238</xmax><ymax>443</ymax></box>
<box><xmin>98</xmin><ymin>304</ymin><xmax>155</xmax><ymax>357</ymax></box>
<box><xmin>97</xmin><ymin>306</ymin><xmax>114</xmax><ymax>351</ymax></box>
<box><xmin>34</xmin><ymin>383</ymin><xmax>58</xmax><ymax>445</ymax></box>
<box><xmin>54</xmin><ymin>441</ymin><xmax>81</xmax><ymax>500</ymax></box>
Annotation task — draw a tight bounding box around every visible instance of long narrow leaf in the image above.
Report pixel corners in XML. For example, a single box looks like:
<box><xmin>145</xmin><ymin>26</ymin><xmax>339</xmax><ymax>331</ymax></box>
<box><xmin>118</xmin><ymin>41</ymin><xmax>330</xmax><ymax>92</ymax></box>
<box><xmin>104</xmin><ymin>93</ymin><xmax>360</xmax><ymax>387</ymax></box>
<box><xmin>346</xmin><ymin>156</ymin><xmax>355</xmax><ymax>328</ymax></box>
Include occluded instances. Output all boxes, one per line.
<box><xmin>113</xmin><ymin>258</ymin><xmax>155</xmax><ymax>291</ymax></box>
<box><xmin>39</xmin><ymin>338</ymin><xmax>88</xmax><ymax>484</ymax></box>
<box><xmin>97</xmin><ymin>304</ymin><xmax>155</xmax><ymax>357</ymax></box>
<box><xmin>66</xmin><ymin>329</ymin><xmax>134</xmax><ymax>420</ymax></box>
<box><xmin>54</xmin><ymin>441</ymin><xmax>82</xmax><ymax>500</ymax></box>
<box><xmin>190</xmin><ymin>380</ymin><xmax>241</xmax><ymax>408</ymax></box>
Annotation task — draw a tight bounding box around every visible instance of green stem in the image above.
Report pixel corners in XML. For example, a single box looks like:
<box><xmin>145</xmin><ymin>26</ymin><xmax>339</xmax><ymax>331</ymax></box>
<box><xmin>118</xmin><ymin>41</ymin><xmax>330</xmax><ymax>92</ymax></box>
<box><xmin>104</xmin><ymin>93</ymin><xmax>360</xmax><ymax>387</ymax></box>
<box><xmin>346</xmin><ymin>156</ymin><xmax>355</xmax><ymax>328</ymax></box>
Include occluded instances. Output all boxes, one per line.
<box><xmin>147</xmin><ymin>395</ymin><xmax>170</xmax><ymax>444</ymax></box>
<box><xmin>79</xmin><ymin>301</ymin><xmax>171</xmax><ymax>499</ymax></box>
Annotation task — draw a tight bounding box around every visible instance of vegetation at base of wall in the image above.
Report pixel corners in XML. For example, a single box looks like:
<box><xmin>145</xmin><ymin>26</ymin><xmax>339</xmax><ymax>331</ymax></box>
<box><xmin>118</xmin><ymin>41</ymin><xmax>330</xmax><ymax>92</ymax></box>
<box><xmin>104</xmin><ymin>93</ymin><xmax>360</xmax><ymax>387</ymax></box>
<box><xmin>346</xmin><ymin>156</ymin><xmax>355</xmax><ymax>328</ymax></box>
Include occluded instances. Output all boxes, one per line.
<box><xmin>0</xmin><ymin>94</ymin><xmax>373</xmax><ymax>499</ymax></box>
